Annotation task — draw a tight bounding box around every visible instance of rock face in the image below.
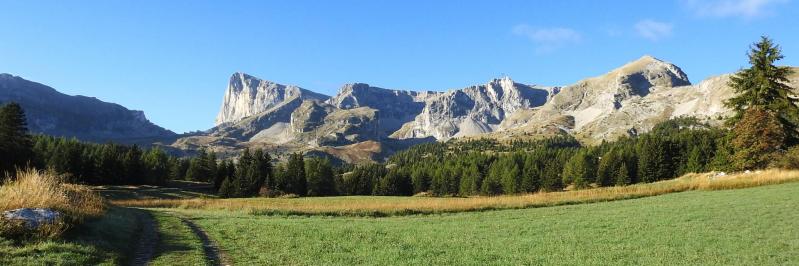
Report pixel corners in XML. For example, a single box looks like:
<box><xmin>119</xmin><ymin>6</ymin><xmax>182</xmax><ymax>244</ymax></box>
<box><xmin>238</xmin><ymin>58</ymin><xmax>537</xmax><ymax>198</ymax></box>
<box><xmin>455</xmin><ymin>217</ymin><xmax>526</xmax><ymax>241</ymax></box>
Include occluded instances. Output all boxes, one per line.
<box><xmin>186</xmin><ymin>57</ymin><xmax>798</xmax><ymax>162</ymax></box>
<box><xmin>0</xmin><ymin>74</ymin><xmax>174</xmax><ymax>142</ymax></box>
<box><xmin>215</xmin><ymin>72</ymin><xmax>329</xmax><ymax>126</ymax></box>
<box><xmin>391</xmin><ymin>77</ymin><xmax>556</xmax><ymax>139</ymax></box>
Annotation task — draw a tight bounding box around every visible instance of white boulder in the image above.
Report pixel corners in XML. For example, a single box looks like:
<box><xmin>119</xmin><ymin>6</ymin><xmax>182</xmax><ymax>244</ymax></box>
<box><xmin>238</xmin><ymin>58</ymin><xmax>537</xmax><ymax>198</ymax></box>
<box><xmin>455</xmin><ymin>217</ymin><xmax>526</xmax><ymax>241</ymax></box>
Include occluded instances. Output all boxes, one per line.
<box><xmin>2</xmin><ymin>208</ymin><xmax>62</xmax><ymax>229</ymax></box>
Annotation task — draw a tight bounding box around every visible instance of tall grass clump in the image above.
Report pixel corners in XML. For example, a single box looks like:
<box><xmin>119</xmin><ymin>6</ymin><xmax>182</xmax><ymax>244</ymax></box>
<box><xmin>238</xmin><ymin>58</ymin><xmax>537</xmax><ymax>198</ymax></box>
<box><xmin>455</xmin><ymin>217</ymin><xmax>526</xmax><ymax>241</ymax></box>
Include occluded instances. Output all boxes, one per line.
<box><xmin>0</xmin><ymin>168</ymin><xmax>106</xmax><ymax>239</ymax></box>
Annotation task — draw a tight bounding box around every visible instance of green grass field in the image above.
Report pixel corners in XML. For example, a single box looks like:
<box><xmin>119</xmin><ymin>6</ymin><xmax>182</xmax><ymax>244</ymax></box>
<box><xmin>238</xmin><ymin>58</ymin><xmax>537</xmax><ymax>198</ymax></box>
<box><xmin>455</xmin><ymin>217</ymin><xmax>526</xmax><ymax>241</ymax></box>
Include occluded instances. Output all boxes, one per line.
<box><xmin>3</xmin><ymin>181</ymin><xmax>798</xmax><ymax>265</ymax></box>
<box><xmin>174</xmin><ymin>182</ymin><xmax>799</xmax><ymax>265</ymax></box>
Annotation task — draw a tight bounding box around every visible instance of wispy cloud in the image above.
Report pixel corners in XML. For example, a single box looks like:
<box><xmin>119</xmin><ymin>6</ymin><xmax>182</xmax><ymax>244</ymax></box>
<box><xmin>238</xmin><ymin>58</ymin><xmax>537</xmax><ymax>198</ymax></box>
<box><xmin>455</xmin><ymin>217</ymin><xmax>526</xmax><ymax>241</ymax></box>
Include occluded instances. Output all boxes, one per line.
<box><xmin>682</xmin><ymin>0</ymin><xmax>789</xmax><ymax>19</ymax></box>
<box><xmin>512</xmin><ymin>24</ymin><xmax>582</xmax><ymax>54</ymax></box>
<box><xmin>634</xmin><ymin>19</ymin><xmax>673</xmax><ymax>41</ymax></box>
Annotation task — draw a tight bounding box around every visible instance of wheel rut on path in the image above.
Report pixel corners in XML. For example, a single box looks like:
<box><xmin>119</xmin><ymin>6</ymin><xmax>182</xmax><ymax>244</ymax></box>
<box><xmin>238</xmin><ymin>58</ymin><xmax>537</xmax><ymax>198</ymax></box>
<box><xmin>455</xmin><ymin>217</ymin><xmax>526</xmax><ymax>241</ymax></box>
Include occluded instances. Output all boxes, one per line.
<box><xmin>131</xmin><ymin>210</ymin><xmax>158</xmax><ymax>266</ymax></box>
<box><xmin>180</xmin><ymin>216</ymin><xmax>232</xmax><ymax>266</ymax></box>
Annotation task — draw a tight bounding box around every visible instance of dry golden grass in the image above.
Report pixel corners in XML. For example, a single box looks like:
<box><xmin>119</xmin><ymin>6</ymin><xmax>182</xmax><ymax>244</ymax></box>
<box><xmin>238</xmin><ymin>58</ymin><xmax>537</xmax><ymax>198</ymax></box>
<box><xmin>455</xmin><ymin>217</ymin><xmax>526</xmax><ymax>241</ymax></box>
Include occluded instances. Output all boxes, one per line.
<box><xmin>113</xmin><ymin>169</ymin><xmax>799</xmax><ymax>217</ymax></box>
<box><xmin>0</xmin><ymin>169</ymin><xmax>106</xmax><ymax>238</ymax></box>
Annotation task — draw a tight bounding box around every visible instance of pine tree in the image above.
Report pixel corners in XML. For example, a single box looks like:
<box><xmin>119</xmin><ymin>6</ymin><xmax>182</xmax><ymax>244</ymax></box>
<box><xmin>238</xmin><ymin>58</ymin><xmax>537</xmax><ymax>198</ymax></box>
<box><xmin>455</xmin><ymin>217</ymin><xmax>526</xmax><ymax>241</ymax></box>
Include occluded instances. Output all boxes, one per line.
<box><xmin>597</xmin><ymin>149</ymin><xmax>622</xmax><ymax>187</ymax></box>
<box><xmin>684</xmin><ymin>146</ymin><xmax>704</xmax><ymax>173</ymax></box>
<box><xmin>411</xmin><ymin>168</ymin><xmax>430</xmax><ymax>194</ymax></box>
<box><xmin>731</xmin><ymin>107</ymin><xmax>785</xmax><ymax>170</ymax></box>
<box><xmin>305</xmin><ymin>158</ymin><xmax>334</xmax><ymax>196</ymax></box>
<box><xmin>615</xmin><ymin>162</ymin><xmax>631</xmax><ymax>186</ymax></box>
<box><xmin>637</xmin><ymin>136</ymin><xmax>673</xmax><ymax>182</ymax></box>
<box><xmin>562</xmin><ymin>150</ymin><xmax>595</xmax><ymax>189</ymax></box>
<box><xmin>218</xmin><ymin>176</ymin><xmax>236</xmax><ymax>198</ymax></box>
<box><xmin>458</xmin><ymin>164</ymin><xmax>480</xmax><ymax>196</ymax></box>
<box><xmin>725</xmin><ymin>36</ymin><xmax>798</xmax><ymax>142</ymax></box>
<box><xmin>0</xmin><ymin>102</ymin><xmax>33</xmax><ymax>178</ymax></box>
<box><xmin>284</xmin><ymin>153</ymin><xmax>307</xmax><ymax>196</ymax></box>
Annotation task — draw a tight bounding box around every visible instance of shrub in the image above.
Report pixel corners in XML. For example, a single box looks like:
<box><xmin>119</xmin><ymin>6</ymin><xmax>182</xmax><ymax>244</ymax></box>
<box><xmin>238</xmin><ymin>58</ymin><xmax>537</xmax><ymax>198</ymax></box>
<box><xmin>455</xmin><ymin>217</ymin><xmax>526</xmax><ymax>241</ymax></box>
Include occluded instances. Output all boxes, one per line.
<box><xmin>770</xmin><ymin>146</ymin><xmax>799</xmax><ymax>170</ymax></box>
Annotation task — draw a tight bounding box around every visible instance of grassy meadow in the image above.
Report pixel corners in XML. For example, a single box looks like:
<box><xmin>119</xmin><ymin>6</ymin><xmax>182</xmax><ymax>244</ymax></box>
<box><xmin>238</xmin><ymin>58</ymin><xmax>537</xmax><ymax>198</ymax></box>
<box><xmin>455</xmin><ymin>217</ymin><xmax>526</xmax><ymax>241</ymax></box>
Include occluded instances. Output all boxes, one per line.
<box><xmin>169</xmin><ymin>181</ymin><xmax>799</xmax><ymax>265</ymax></box>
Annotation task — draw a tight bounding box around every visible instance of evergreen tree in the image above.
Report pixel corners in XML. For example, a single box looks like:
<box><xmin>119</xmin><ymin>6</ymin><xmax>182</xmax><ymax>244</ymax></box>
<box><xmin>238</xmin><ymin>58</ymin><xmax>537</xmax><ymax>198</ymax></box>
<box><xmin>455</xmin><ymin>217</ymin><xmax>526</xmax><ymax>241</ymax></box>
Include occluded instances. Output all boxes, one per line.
<box><xmin>284</xmin><ymin>153</ymin><xmax>307</xmax><ymax>195</ymax></box>
<box><xmin>597</xmin><ymin>149</ymin><xmax>622</xmax><ymax>187</ymax></box>
<box><xmin>170</xmin><ymin>158</ymin><xmax>190</xmax><ymax>180</ymax></box>
<box><xmin>637</xmin><ymin>136</ymin><xmax>673</xmax><ymax>182</ymax></box>
<box><xmin>708</xmin><ymin>138</ymin><xmax>734</xmax><ymax>172</ymax></box>
<box><xmin>186</xmin><ymin>149</ymin><xmax>212</xmax><ymax>181</ymax></box>
<box><xmin>218</xmin><ymin>176</ymin><xmax>236</xmax><ymax>198</ymax></box>
<box><xmin>411</xmin><ymin>167</ymin><xmax>431</xmax><ymax>194</ymax></box>
<box><xmin>0</xmin><ymin>102</ymin><xmax>33</xmax><ymax>178</ymax></box>
<box><xmin>683</xmin><ymin>146</ymin><xmax>704</xmax><ymax>173</ymax></box>
<box><xmin>458</xmin><ymin>164</ymin><xmax>480</xmax><ymax>195</ymax></box>
<box><xmin>615</xmin><ymin>162</ymin><xmax>631</xmax><ymax>186</ymax></box>
<box><xmin>725</xmin><ymin>36</ymin><xmax>798</xmax><ymax>142</ymax></box>
<box><xmin>375</xmin><ymin>169</ymin><xmax>412</xmax><ymax>196</ymax></box>
<box><xmin>306</xmin><ymin>158</ymin><xmax>335</xmax><ymax>196</ymax></box>
<box><xmin>731</xmin><ymin>107</ymin><xmax>785</xmax><ymax>170</ymax></box>
<box><xmin>142</xmin><ymin>147</ymin><xmax>170</xmax><ymax>184</ymax></box>
<box><xmin>520</xmin><ymin>155</ymin><xmax>540</xmax><ymax>192</ymax></box>
<box><xmin>562</xmin><ymin>150</ymin><xmax>595</xmax><ymax>189</ymax></box>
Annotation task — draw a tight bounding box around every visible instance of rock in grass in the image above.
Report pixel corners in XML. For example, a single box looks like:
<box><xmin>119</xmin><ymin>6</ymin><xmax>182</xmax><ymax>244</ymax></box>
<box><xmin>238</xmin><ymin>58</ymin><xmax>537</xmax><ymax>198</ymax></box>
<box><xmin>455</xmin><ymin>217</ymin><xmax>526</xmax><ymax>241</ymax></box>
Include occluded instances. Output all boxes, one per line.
<box><xmin>1</xmin><ymin>208</ymin><xmax>62</xmax><ymax>229</ymax></box>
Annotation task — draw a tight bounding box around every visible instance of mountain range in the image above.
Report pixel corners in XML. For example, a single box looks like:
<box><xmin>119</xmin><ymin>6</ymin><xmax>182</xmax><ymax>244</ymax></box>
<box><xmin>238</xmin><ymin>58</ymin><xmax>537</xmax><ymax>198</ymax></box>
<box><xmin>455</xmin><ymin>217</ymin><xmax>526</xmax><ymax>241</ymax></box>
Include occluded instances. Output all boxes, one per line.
<box><xmin>3</xmin><ymin>56</ymin><xmax>798</xmax><ymax>162</ymax></box>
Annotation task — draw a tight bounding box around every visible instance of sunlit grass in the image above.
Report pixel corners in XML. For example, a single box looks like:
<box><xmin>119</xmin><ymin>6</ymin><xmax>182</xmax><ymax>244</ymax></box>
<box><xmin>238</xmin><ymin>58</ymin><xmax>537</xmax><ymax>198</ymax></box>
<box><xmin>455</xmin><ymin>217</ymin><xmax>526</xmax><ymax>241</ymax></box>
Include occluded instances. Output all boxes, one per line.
<box><xmin>1</xmin><ymin>168</ymin><xmax>106</xmax><ymax>238</ymax></box>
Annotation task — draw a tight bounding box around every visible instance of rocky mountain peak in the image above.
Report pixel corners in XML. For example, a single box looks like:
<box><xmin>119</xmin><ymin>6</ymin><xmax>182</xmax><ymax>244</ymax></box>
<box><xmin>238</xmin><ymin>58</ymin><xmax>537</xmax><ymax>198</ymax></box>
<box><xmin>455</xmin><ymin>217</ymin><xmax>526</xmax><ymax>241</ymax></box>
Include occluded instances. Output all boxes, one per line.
<box><xmin>215</xmin><ymin>73</ymin><xmax>329</xmax><ymax>126</ymax></box>
<box><xmin>608</xmin><ymin>55</ymin><xmax>691</xmax><ymax>88</ymax></box>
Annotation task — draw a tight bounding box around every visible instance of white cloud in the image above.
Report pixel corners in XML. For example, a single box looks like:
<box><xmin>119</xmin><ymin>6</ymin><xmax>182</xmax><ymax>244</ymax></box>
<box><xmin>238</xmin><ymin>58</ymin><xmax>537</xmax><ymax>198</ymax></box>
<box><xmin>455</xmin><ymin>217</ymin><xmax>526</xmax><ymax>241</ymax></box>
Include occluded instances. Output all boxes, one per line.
<box><xmin>634</xmin><ymin>19</ymin><xmax>673</xmax><ymax>41</ymax></box>
<box><xmin>512</xmin><ymin>24</ymin><xmax>581</xmax><ymax>53</ymax></box>
<box><xmin>682</xmin><ymin>0</ymin><xmax>789</xmax><ymax>19</ymax></box>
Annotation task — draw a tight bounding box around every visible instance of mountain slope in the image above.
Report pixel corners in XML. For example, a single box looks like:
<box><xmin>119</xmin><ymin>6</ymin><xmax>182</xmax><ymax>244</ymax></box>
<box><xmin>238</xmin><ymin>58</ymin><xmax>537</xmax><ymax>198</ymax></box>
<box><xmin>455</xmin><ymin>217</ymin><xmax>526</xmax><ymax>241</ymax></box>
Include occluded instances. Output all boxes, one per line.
<box><xmin>0</xmin><ymin>74</ymin><xmax>174</xmax><ymax>142</ymax></box>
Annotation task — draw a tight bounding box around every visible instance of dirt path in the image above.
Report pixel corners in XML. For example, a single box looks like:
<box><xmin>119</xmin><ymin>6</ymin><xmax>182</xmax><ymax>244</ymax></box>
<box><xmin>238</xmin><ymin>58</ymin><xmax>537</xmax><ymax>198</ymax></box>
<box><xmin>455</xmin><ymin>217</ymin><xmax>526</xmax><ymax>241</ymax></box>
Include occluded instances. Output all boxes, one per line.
<box><xmin>180</xmin><ymin>217</ymin><xmax>232</xmax><ymax>266</ymax></box>
<box><xmin>131</xmin><ymin>210</ymin><xmax>158</xmax><ymax>266</ymax></box>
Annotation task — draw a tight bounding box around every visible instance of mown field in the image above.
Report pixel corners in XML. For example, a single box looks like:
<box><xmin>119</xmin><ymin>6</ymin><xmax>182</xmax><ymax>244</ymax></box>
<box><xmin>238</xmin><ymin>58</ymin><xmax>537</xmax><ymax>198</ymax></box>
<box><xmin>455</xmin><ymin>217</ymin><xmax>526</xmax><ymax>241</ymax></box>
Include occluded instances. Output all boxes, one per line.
<box><xmin>166</xmin><ymin>182</ymin><xmax>799</xmax><ymax>265</ymax></box>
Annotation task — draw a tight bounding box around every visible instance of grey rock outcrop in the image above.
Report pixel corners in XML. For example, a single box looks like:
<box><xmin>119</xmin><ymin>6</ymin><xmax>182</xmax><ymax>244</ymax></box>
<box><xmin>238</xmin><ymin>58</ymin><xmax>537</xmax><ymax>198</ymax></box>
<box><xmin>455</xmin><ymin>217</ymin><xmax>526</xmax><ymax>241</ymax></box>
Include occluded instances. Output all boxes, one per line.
<box><xmin>215</xmin><ymin>72</ymin><xmax>329</xmax><ymax>126</ymax></box>
<box><xmin>392</xmin><ymin>77</ymin><xmax>556</xmax><ymax>139</ymax></box>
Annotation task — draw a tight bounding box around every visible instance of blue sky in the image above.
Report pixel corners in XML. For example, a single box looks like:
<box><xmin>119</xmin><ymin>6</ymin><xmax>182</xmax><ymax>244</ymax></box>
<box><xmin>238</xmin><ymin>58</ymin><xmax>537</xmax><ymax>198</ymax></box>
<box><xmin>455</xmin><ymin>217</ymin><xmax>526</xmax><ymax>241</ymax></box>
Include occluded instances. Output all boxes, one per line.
<box><xmin>1</xmin><ymin>0</ymin><xmax>797</xmax><ymax>133</ymax></box>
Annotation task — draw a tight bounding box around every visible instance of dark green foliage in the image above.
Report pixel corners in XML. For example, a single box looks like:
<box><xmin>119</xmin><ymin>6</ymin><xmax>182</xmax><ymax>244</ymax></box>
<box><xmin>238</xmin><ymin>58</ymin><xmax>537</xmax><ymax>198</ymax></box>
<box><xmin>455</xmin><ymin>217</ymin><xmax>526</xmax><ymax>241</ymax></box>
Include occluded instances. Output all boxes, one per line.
<box><xmin>24</xmin><ymin>135</ymin><xmax>183</xmax><ymax>185</ymax></box>
<box><xmin>637</xmin><ymin>136</ymin><xmax>674</xmax><ymax>183</ymax></box>
<box><xmin>305</xmin><ymin>158</ymin><xmax>336</xmax><ymax>196</ymax></box>
<box><xmin>374</xmin><ymin>169</ymin><xmax>412</xmax><ymax>196</ymax></box>
<box><xmin>0</xmin><ymin>102</ymin><xmax>33</xmax><ymax>179</ymax></box>
<box><xmin>458</xmin><ymin>164</ymin><xmax>481</xmax><ymax>195</ymax></box>
<box><xmin>410</xmin><ymin>168</ymin><xmax>431</xmax><ymax>194</ymax></box>
<box><xmin>340</xmin><ymin>164</ymin><xmax>386</xmax><ymax>195</ymax></box>
<box><xmin>282</xmin><ymin>153</ymin><xmax>307</xmax><ymax>196</ymax></box>
<box><xmin>562</xmin><ymin>150</ymin><xmax>596</xmax><ymax>189</ymax></box>
<box><xmin>615</xmin><ymin>162</ymin><xmax>631</xmax><ymax>186</ymax></box>
<box><xmin>185</xmin><ymin>149</ymin><xmax>216</xmax><ymax>182</ymax></box>
<box><xmin>725</xmin><ymin>36</ymin><xmax>798</xmax><ymax>143</ymax></box>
